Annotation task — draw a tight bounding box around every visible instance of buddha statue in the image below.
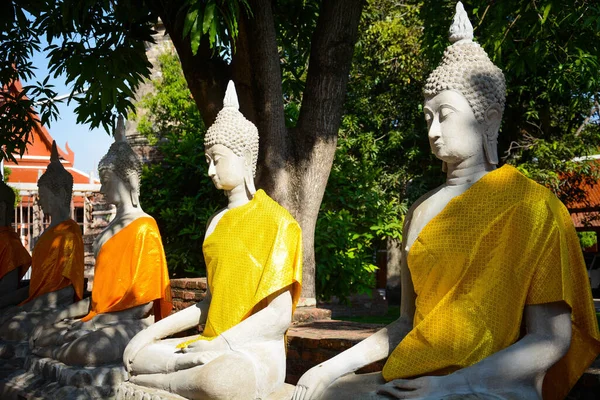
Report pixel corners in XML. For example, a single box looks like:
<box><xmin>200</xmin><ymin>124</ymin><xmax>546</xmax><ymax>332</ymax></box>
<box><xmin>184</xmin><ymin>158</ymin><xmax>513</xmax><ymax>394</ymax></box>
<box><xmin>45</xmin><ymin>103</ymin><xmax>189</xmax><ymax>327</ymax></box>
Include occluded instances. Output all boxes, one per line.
<box><xmin>0</xmin><ymin>173</ymin><xmax>31</xmax><ymax>301</ymax></box>
<box><xmin>293</xmin><ymin>3</ymin><xmax>600</xmax><ymax>400</ymax></box>
<box><xmin>29</xmin><ymin>116</ymin><xmax>172</xmax><ymax>367</ymax></box>
<box><xmin>0</xmin><ymin>141</ymin><xmax>84</xmax><ymax>341</ymax></box>
<box><xmin>119</xmin><ymin>81</ymin><xmax>303</xmax><ymax>400</ymax></box>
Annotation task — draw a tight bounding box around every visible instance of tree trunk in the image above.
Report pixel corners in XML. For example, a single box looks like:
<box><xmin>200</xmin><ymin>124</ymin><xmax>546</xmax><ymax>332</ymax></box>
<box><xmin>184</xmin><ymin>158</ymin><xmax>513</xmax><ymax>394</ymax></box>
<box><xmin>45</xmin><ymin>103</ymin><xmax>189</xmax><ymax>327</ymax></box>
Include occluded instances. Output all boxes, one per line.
<box><xmin>150</xmin><ymin>0</ymin><xmax>364</xmax><ymax>302</ymax></box>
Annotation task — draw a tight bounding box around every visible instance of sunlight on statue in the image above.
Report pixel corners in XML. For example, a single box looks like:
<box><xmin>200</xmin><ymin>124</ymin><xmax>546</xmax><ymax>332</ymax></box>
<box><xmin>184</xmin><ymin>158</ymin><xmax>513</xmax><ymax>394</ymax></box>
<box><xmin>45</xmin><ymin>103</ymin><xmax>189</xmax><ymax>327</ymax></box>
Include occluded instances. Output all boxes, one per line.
<box><xmin>119</xmin><ymin>81</ymin><xmax>303</xmax><ymax>400</ymax></box>
<box><xmin>29</xmin><ymin>116</ymin><xmax>172</xmax><ymax>367</ymax></box>
<box><xmin>293</xmin><ymin>3</ymin><xmax>600</xmax><ymax>400</ymax></box>
<box><xmin>0</xmin><ymin>142</ymin><xmax>84</xmax><ymax>342</ymax></box>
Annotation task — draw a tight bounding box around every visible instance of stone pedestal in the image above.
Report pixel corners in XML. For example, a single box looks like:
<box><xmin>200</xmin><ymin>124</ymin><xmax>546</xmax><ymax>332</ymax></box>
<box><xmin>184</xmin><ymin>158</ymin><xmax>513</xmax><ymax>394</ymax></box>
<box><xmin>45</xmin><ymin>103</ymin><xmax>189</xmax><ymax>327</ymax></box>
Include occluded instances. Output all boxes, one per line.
<box><xmin>0</xmin><ymin>354</ymin><xmax>127</xmax><ymax>400</ymax></box>
<box><xmin>116</xmin><ymin>381</ymin><xmax>296</xmax><ymax>400</ymax></box>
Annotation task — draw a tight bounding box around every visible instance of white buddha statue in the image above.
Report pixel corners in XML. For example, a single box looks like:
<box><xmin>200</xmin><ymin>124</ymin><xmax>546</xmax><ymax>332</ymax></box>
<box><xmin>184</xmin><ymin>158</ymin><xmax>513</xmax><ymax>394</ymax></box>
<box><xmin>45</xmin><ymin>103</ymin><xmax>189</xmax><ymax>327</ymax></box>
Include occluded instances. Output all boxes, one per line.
<box><xmin>0</xmin><ymin>142</ymin><xmax>84</xmax><ymax>341</ymax></box>
<box><xmin>293</xmin><ymin>3</ymin><xmax>600</xmax><ymax>400</ymax></box>
<box><xmin>119</xmin><ymin>81</ymin><xmax>303</xmax><ymax>400</ymax></box>
<box><xmin>29</xmin><ymin>117</ymin><xmax>172</xmax><ymax>367</ymax></box>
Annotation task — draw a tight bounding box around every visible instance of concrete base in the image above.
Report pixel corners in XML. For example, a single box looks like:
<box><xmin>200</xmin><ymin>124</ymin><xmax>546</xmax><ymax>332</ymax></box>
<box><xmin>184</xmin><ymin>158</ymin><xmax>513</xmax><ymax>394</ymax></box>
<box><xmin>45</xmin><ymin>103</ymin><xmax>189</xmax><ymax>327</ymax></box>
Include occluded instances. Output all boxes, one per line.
<box><xmin>116</xmin><ymin>382</ymin><xmax>296</xmax><ymax>400</ymax></box>
<box><xmin>0</xmin><ymin>355</ymin><xmax>127</xmax><ymax>400</ymax></box>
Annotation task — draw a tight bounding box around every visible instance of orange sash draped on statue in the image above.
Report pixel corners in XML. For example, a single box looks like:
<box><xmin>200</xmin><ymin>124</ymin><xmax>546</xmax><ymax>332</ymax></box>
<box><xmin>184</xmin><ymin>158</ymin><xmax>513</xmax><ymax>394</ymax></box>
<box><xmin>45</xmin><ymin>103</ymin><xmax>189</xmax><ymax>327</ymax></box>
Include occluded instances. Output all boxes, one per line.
<box><xmin>0</xmin><ymin>227</ymin><xmax>31</xmax><ymax>280</ymax></box>
<box><xmin>21</xmin><ymin>219</ymin><xmax>84</xmax><ymax>305</ymax></box>
<box><xmin>178</xmin><ymin>190</ymin><xmax>302</xmax><ymax>348</ymax></box>
<box><xmin>81</xmin><ymin>217</ymin><xmax>172</xmax><ymax>322</ymax></box>
<box><xmin>382</xmin><ymin>165</ymin><xmax>600</xmax><ymax>400</ymax></box>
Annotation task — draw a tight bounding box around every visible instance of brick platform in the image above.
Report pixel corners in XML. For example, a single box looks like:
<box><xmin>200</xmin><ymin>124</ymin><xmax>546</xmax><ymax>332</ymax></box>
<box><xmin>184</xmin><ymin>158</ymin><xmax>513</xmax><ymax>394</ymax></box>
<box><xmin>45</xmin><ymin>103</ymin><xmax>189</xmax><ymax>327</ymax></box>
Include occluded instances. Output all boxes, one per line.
<box><xmin>286</xmin><ymin>320</ymin><xmax>386</xmax><ymax>384</ymax></box>
<box><xmin>170</xmin><ymin>277</ymin><xmax>207</xmax><ymax>312</ymax></box>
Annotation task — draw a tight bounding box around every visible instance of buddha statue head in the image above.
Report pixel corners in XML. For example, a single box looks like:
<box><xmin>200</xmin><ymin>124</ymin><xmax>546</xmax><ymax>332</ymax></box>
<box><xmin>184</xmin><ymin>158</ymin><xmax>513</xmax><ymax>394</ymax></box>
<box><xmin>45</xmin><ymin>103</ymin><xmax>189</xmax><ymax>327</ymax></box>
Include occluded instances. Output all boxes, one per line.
<box><xmin>37</xmin><ymin>141</ymin><xmax>74</xmax><ymax>216</ymax></box>
<box><xmin>98</xmin><ymin>116</ymin><xmax>143</xmax><ymax>208</ymax></box>
<box><xmin>204</xmin><ymin>81</ymin><xmax>259</xmax><ymax>195</ymax></box>
<box><xmin>423</xmin><ymin>2</ymin><xmax>506</xmax><ymax>167</ymax></box>
<box><xmin>0</xmin><ymin>170</ymin><xmax>15</xmax><ymax>227</ymax></box>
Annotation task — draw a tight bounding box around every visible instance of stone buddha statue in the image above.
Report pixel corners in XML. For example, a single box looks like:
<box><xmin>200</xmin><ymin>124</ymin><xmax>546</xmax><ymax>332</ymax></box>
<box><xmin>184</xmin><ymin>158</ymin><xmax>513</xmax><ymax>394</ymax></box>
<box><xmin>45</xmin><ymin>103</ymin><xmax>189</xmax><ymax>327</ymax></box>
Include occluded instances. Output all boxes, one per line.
<box><xmin>293</xmin><ymin>3</ymin><xmax>600</xmax><ymax>400</ymax></box>
<box><xmin>29</xmin><ymin>116</ymin><xmax>172</xmax><ymax>368</ymax></box>
<box><xmin>0</xmin><ymin>142</ymin><xmax>84</xmax><ymax>341</ymax></box>
<box><xmin>119</xmin><ymin>81</ymin><xmax>303</xmax><ymax>400</ymax></box>
<box><xmin>0</xmin><ymin>173</ymin><xmax>31</xmax><ymax>300</ymax></box>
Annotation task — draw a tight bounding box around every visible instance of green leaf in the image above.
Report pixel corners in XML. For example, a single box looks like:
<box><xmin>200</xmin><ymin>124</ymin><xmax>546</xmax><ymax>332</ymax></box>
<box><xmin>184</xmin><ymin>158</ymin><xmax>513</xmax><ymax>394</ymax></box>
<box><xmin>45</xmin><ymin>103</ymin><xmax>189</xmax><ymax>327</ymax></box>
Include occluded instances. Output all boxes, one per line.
<box><xmin>190</xmin><ymin>18</ymin><xmax>201</xmax><ymax>55</ymax></box>
<box><xmin>183</xmin><ymin>8</ymin><xmax>199</xmax><ymax>38</ymax></box>
<box><xmin>203</xmin><ymin>1</ymin><xmax>216</xmax><ymax>35</ymax></box>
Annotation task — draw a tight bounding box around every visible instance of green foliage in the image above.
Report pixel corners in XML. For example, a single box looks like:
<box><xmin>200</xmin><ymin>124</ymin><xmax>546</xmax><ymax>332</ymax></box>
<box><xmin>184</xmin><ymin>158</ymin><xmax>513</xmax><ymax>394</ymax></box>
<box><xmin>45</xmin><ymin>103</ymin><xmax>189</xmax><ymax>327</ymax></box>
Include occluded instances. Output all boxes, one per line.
<box><xmin>315</xmin><ymin>0</ymin><xmax>425</xmax><ymax>301</ymax></box>
<box><xmin>136</xmin><ymin>52</ymin><xmax>223</xmax><ymax>277</ymax></box>
<box><xmin>577</xmin><ymin>231</ymin><xmax>597</xmax><ymax>250</ymax></box>
<box><xmin>182</xmin><ymin>0</ymin><xmax>251</xmax><ymax>56</ymax></box>
<box><xmin>0</xmin><ymin>0</ymin><xmax>156</xmax><ymax>160</ymax></box>
<box><xmin>0</xmin><ymin>2</ymin><xmax>60</xmax><ymax>162</ymax></box>
<box><xmin>2</xmin><ymin>167</ymin><xmax>20</xmax><ymax>207</ymax></box>
<box><xmin>421</xmin><ymin>1</ymin><xmax>600</xmax><ymax>199</ymax></box>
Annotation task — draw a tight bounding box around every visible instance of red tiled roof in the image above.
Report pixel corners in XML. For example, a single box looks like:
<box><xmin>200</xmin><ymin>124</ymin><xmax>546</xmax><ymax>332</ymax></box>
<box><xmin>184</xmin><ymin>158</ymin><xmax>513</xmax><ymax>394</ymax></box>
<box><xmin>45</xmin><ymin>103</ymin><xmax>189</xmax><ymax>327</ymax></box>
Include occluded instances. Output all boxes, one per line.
<box><xmin>2</xmin><ymin>79</ymin><xmax>99</xmax><ymax>188</ymax></box>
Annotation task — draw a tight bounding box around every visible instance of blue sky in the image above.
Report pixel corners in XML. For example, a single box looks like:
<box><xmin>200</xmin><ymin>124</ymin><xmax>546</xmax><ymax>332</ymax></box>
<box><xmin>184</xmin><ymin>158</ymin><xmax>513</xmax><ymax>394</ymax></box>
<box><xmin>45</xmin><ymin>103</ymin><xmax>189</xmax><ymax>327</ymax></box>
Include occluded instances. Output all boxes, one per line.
<box><xmin>25</xmin><ymin>45</ymin><xmax>114</xmax><ymax>176</ymax></box>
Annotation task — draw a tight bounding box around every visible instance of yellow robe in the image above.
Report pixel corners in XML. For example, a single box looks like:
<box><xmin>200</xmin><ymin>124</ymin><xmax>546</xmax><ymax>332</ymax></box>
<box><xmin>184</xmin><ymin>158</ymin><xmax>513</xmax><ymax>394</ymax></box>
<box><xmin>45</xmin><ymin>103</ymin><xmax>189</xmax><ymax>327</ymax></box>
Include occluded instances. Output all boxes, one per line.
<box><xmin>81</xmin><ymin>217</ymin><xmax>172</xmax><ymax>322</ymax></box>
<box><xmin>178</xmin><ymin>189</ymin><xmax>302</xmax><ymax>348</ymax></box>
<box><xmin>0</xmin><ymin>227</ymin><xmax>31</xmax><ymax>280</ymax></box>
<box><xmin>382</xmin><ymin>165</ymin><xmax>600</xmax><ymax>400</ymax></box>
<box><xmin>21</xmin><ymin>219</ymin><xmax>84</xmax><ymax>305</ymax></box>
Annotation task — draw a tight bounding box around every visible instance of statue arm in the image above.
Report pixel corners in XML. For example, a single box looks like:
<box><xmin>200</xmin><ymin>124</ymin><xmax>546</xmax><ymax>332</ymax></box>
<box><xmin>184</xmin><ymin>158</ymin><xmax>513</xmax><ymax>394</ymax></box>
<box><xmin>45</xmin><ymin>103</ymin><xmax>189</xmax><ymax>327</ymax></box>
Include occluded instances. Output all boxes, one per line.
<box><xmin>293</xmin><ymin>316</ymin><xmax>413</xmax><ymax>400</ymax></box>
<box><xmin>123</xmin><ymin>290</ymin><xmax>211</xmax><ymax>372</ymax></box>
<box><xmin>379</xmin><ymin>301</ymin><xmax>571</xmax><ymax>398</ymax></box>
<box><xmin>453</xmin><ymin>301</ymin><xmax>571</xmax><ymax>391</ymax></box>
<box><xmin>90</xmin><ymin>301</ymin><xmax>154</xmax><ymax>325</ymax></box>
<box><xmin>220</xmin><ymin>287</ymin><xmax>292</xmax><ymax>347</ymax></box>
<box><xmin>0</xmin><ymin>286</ymin><xmax>29</xmax><ymax>310</ymax></box>
<box><xmin>18</xmin><ymin>285</ymin><xmax>75</xmax><ymax>313</ymax></box>
<box><xmin>49</xmin><ymin>297</ymin><xmax>91</xmax><ymax>322</ymax></box>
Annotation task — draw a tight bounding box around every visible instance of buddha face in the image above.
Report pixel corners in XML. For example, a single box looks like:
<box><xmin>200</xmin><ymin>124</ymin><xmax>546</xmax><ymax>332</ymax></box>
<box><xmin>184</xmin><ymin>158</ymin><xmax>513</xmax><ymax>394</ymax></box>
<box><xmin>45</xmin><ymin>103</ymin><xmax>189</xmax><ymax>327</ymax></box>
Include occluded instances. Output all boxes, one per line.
<box><xmin>205</xmin><ymin>144</ymin><xmax>248</xmax><ymax>191</ymax></box>
<box><xmin>424</xmin><ymin>90</ymin><xmax>485</xmax><ymax>164</ymax></box>
<box><xmin>38</xmin><ymin>184</ymin><xmax>64</xmax><ymax>216</ymax></box>
<box><xmin>100</xmin><ymin>169</ymin><xmax>133</xmax><ymax>206</ymax></box>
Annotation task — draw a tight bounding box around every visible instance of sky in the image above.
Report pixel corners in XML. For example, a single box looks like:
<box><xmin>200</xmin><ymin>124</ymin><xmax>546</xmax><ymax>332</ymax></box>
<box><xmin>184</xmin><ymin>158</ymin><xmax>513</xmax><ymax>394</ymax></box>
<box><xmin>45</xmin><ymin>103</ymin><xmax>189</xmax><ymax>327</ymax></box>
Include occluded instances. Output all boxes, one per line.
<box><xmin>24</xmin><ymin>45</ymin><xmax>114</xmax><ymax>176</ymax></box>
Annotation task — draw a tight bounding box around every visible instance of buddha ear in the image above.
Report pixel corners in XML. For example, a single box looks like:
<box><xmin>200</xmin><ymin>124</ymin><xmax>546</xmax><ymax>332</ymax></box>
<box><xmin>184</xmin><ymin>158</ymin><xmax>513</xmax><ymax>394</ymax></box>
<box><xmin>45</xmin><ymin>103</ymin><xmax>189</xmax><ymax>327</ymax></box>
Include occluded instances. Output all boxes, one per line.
<box><xmin>483</xmin><ymin>104</ymin><xmax>502</xmax><ymax>165</ymax></box>
<box><xmin>243</xmin><ymin>148</ymin><xmax>252</xmax><ymax>169</ymax></box>
<box><xmin>242</xmin><ymin>148</ymin><xmax>256</xmax><ymax>196</ymax></box>
<box><xmin>484</xmin><ymin>104</ymin><xmax>502</xmax><ymax>131</ymax></box>
<box><xmin>127</xmin><ymin>174</ymin><xmax>140</xmax><ymax>207</ymax></box>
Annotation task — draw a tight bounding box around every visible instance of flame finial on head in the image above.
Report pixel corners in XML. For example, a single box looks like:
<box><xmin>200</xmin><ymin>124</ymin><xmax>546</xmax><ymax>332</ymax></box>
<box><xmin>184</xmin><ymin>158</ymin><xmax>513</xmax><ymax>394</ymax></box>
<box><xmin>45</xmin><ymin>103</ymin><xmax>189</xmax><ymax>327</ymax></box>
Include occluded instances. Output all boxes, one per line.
<box><xmin>223</xmin><ymin>80</ymin><xmax>240</xmax><ymax>110</ymax></box>
<box><xmin>50</xmin><ymin>141</ymin><xmax>60</xmax><ymax>163</ymax></box>
<box><xmin>449</xmin><ymin>1</ymin><xmax>474</xmax><ymax>43</ymax></box>
<box><xmin>115</xmin><ymin>115</ymin><xmax>127</xmax><ymax>143</ymax></box>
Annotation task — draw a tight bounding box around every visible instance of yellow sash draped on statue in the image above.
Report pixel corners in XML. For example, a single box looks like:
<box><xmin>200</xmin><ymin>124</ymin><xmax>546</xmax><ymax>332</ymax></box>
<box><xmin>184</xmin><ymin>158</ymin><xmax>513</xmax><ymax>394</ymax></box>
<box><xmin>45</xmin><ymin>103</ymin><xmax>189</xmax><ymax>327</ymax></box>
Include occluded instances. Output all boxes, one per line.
<box><xmin>382</xmin><ymin>165</ymin><xmax>600</xmax><ymax>400</ymax></box>
<box><xmin>178</xmin><ymin>190</ymin><xmax>302</xmax><ymax>348</ymax></box>
<box><xmin>21</xmin><ymin>219</ymin><xmax>84</xmax><ymax>305</ymax></box>
<box><xmin>81</xmin><ymin>217</ymin><xmax>172</xmax><ymax>322</ymax></box>
<box><xmin>0</xmin><ymin>227</ymin><xmax>31</xmax><ymax>280</ymax></box>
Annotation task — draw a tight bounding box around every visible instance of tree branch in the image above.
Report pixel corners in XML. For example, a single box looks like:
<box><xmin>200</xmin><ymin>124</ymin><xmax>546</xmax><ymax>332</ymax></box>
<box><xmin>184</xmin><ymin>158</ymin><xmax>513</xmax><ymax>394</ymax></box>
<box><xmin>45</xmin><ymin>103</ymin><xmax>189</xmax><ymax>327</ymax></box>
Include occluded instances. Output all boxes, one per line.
<box><xmin>296</xmin><ymin>0</ymin><xmax>364</xmax><ymax>152</ymax></box>
<box><xmin>148</xmin><ymin>0</ymin><xmax>229</xmax><ymax>127</ymax></box>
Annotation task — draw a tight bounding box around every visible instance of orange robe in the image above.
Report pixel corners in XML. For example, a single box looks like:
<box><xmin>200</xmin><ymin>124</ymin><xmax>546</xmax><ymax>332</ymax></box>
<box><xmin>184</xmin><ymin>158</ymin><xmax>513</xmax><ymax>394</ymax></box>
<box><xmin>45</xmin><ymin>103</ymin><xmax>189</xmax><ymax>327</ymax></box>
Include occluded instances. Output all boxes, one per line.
<box><xmin>21</xmin><ymin>219</ymin><xmax>84</xmax><ymax>305</ymax></box>
<box><xmin>81</xmin><ymin>217</ymin><xmax>172</xmax><ymax>322</ymax></box>
<box><xmin>0</xmin><ymin>227</ymin><xmax>31</xmax><ymax>280</ymax></box>
<box><xmin>382</xmin><ymin>165</ymin><xmax>600</xmax><ymax>400</ymax></box>
<box><xmin>178</xmin><ymin>189</ymin><xmax>302</xmax><ymax>348</ymax></box>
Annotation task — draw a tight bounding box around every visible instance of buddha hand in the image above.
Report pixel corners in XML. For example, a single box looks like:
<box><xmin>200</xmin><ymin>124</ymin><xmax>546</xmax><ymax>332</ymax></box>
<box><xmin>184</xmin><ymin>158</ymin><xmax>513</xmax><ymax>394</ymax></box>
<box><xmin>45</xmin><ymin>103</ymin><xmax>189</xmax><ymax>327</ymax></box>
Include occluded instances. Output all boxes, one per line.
<box><xmin>293</xmin><ymin>364</ymin><xmax>339</xmax><ymax>400</ymax></box>
<box><xmin>180</xmin><ymin>335</ymin><xmax>230</xmax><ymax>354</ymax></box>
<box><xmin>376</xmin><ymin>375</ymin><xmax>471</xmax><ymax>399</ymax></box>
<box><xmin>123</xmin><ymin>329</ymin><xmax>156</xmax><ymax>372</ymax></box>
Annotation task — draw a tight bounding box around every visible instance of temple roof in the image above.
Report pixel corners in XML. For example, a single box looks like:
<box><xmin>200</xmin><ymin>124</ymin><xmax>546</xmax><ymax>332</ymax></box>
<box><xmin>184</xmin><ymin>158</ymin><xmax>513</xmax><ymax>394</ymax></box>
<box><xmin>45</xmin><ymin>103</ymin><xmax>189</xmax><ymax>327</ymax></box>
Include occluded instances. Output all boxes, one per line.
<box><xmin>2</xmin><ymin>80</ymin><xmax>100</xmax><ymax>194</ymax></box>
